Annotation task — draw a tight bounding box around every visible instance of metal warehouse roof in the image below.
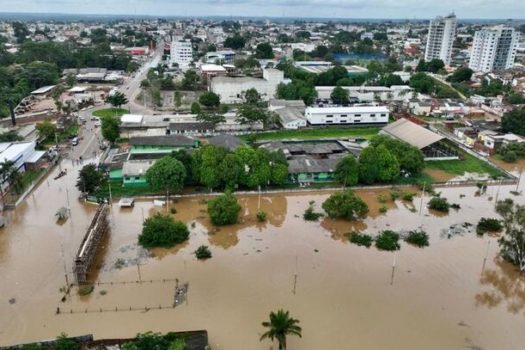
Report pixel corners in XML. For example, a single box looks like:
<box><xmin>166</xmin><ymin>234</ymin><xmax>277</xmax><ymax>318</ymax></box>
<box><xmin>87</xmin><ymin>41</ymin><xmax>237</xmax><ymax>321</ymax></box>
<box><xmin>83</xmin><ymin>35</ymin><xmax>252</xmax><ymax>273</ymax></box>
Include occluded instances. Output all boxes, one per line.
<box><xmin>380</xmin><ymin>118</ymin><xmax>443</xmax><ymax>150</ymax></box>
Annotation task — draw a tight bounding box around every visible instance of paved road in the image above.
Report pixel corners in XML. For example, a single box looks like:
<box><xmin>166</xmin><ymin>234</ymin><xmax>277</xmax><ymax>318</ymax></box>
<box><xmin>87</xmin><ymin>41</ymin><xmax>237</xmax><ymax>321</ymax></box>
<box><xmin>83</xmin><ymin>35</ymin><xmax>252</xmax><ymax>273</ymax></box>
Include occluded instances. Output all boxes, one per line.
<box><xmin>120</xmin><ymin>42</ymin><xmax>164</xmax><ymax>115</ymax></box>
<box><xmin>65</xmin><ymin>108</ymin><xmax>104</xmax><ymax>161</ymax></box>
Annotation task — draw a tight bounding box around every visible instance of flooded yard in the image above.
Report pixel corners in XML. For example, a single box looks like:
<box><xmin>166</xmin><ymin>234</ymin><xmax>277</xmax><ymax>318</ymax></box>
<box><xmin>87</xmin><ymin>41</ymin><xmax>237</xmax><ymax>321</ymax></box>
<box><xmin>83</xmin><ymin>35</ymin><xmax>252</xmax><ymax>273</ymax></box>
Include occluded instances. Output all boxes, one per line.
<box><xmin>1</xmin><ymin>161</ymin><xmax>525</xmax><ymax>349</ymax></box>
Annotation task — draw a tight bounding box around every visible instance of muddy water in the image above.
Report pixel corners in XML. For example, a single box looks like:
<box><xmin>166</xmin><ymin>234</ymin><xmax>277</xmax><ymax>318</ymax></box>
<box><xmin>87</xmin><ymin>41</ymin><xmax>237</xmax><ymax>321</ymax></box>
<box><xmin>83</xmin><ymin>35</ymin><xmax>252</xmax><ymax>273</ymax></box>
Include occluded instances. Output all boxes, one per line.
<box><xmin>1</xmin><ymin>162</ymin><xmax>525</xmax><ymax>350</ymax></box>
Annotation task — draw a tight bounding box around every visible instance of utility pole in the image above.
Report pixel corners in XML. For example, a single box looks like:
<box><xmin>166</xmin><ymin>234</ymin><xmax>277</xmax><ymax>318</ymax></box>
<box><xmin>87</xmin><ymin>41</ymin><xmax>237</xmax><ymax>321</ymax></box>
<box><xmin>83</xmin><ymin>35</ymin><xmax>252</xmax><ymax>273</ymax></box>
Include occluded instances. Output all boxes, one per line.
<box><xmin>516</xmin><ymin>167</ymin><xmax>523</xmax><ymax>193</ymax></box>
<box><xmin>419</xmin><ymin>182</ymin><xmax>426</xmax><ymax>216</ymax></box>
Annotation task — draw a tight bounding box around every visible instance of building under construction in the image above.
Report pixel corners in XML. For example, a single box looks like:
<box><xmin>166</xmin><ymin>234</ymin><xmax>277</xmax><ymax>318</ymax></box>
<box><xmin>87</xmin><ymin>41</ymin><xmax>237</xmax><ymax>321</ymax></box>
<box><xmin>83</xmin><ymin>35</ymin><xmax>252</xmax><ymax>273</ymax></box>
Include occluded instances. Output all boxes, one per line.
<box><xmin>74</xmin><ymin>204</ymin><xmax>109</xmax><ymax>284</ymax></box>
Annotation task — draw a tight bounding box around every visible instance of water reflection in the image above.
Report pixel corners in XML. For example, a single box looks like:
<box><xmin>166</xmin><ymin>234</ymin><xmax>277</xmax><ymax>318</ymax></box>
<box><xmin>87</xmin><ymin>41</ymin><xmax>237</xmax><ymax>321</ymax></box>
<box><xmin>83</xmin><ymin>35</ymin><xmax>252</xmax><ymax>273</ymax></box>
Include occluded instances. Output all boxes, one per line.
<box><xmin>476</xmin><ymin>257</ymin><xmax>525</xmax><ymax>314</ymax></box>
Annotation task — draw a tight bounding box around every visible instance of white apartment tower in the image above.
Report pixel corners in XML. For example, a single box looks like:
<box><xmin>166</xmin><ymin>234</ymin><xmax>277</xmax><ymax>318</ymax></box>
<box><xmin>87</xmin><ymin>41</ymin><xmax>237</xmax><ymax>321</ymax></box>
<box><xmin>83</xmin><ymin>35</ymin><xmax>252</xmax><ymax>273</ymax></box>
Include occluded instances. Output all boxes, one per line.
<box><xmin>424</xmin><ymin>13</ymin><xmax>457</xmax><ymax>65</ymax></box>
<box><xmin>468</xmin><ymin>26</ymin><xmax>520</xmax><ymax>73</ymax></box>
<box><xmin>170</xmin><ymin>40</ymin><xmax>193</xmax><ymax>70</ymax></box>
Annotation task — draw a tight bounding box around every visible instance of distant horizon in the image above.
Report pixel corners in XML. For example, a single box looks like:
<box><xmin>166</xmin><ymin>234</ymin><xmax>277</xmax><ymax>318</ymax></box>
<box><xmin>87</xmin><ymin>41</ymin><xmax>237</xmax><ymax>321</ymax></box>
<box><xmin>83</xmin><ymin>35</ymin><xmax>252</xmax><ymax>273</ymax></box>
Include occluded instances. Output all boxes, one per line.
<box><xmin>1</xmin><ymin>0</ymin><xmax>525</xmax><ymax>22</ymax></box>
<box><xmin>0</xmin><ymin>11</ymin><xmax>524</xmax><ymax>22</ymax></box>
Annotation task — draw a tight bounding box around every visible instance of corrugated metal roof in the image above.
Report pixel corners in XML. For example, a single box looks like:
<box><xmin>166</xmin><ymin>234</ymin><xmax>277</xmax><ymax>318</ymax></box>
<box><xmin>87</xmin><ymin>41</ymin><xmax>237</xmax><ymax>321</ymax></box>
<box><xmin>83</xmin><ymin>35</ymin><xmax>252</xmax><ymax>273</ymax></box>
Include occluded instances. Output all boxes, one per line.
<box><xmin>381</xmin><ymin>118</ymin><xmax>443</xmax><ymax>150</ymax></box>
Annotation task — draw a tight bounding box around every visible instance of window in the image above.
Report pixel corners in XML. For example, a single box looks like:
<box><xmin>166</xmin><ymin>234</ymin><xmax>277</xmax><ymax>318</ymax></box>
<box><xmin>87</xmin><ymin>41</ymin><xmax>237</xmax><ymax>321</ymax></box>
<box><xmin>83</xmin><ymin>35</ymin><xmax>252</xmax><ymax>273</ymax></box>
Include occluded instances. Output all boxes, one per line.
<box><xmin>354</xmin><ymin>114</ymin><xmax>361</xmax><ymax>117</ymax></box>
<box><xmin>326</xmin><ymin>120</ymin><xmax>333</xmax><ymax>124</ymax></box>
<box><xmin>370</xmin><ymin>114</ymin><xmax>376</xmax><ymax>117</ymax></box>
<box><xmin>340</xmin><ymin>119</ymin><xmax>347</xmax><ymax>123</ymax></box>
<box><xmin>135</xmin><ymin>177</ymin><xmax>141</xmax><ymax>180</ymax></box>
<box><xmin>326</xmin><ymin>114</ymin><xmax>333</xmax><ymax>118</ymax></box>
<box><xmin>354</xmin><ymin>119</ymin><xmax>361</xmax><ymax>123</ymax></box>
<box><xmin>125</xmin><ymin>177</ymin><xmax>131</xmax><ymax>181</ymax></box>
<box><xmin>341</xmin><ymin>114</ymin><xmax>347</xmax><ymax>117</ymax></box>
<box><xmin>380</xmin><ymin>113</ymin><xmax>387</xmax><ymax>117</ymax></box>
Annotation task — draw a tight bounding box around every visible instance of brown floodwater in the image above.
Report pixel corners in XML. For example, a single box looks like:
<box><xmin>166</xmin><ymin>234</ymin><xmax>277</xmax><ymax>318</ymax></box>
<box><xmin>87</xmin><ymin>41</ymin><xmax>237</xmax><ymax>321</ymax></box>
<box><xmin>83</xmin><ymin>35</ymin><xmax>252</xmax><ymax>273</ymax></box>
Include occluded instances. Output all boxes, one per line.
<box><xmin>1</xmin><ymin>161</ymin><xmax>525</xmax><ymax>350</ymax></box>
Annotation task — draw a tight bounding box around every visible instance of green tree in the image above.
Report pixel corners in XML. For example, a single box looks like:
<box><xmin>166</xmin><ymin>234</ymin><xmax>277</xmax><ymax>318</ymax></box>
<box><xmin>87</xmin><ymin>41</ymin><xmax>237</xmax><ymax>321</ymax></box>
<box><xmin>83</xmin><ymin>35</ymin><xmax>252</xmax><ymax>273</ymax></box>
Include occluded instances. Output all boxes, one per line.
<box><xmin>270</xmin><ymin>163</ymin><xmax>289</xmax><ymax>186</ymax></box>
<box><xmin>495</xmin><ymin>199</ymin><xmax>525</xmax><ymax>273</ymax></box>
<box><xmin>224</xmin><ymin>34</ymin><xmax>246</xmax><ymax>50</ymax></box>
<box><xmin>100</xmin><ymin>116</ymin><xmax>121</xmax><ymax>143</ymax></box>
<box><xmin>171</xmin><ymin>149</ymin><xmax>194</xmax><ymax>185</ymax></box>
<box><xmin>409</xmin><ymin>72</ymin><xmax>436</xmax><ymax>95</ymax></box>
<box><xmin>330</xmin><ymin>86</ymin><xmax>349</xmax><ymax>104</ymax></box>
<box><xmin>322</xmin><ymin>190</ymin><xmax>369</xmax><ymax>220</ymax></box>
<box><xmin>198</xmin><ymin>91</ymin><xmax>221</xmax><ymax>108</ymax></box>
<box><xmin>36</xmin><ymin>120</ymin><xmax>57</xmax><ymax>142</ymax></box>
<box><xmin>207</xmin><ymin>192</ymin><xmax>241</xmax><ymax>225</ymax></box>
<box><xmin>255</xmin><ymin>42</ymin><xmax>274</xmax><ymax>59</ymax></box>
<box><xmin>192</xmin><ymin>145</ymin><xmax>227</xmax><ymax>189</ymax></box>
<box><xmin>370</xmin><ymin>135</ymin><xmax>424</xmax><ymax>176</ymax></box>
<box><xmin>260</xmin><ymin>309</ymin><xmax>302</xmax><ymax>350</ymax></box>
<box><xmin>76</xmin><ymin>164</ymin><xmax>102</xmax><ymax>193</ymax></box>
<box><xmin>334</xmin><ymin>155</ymin><xmax>359</xmax><ymax>186</ymax></box>
<box><xmin>376</xmin><ymin>144</ymin><xmax>400</xmax><ymax>182</ymax></box>
<box><xmin>447</xmin><ymin>67</ymin><xmax>473</xmax><ymax>83</ymax></box>
<box><xmin>191</xmin><ymin>101</ymin><xmax>201</xmax><ymax>114</ymax></box>
<box><xmin>105</xmin><ymin>91</ymin><xmax>128</xmax><ymax>108</ymax></box>
<box><xmin>244</xmin><ymin>88</ymin><xmax>262</xmax><ymax>105</ymax></box>
<box><xmin>236</xmin><ymin>104</ymin><xmax>268</xmax><ymax>125</ymax></box>
<box><xmin>181</xmin><ymin>70</ymin><xmax>200</xmax><ymax>90</ymax></box>
<box><xmin>139</xmin><ymin>213</ymin><xmax>189</xmax><ymax>248</ymax></box>
<box><xmin>502</xmin><ymin>108</ymin><xmax>525</xmax><ymax>136</ymax></box>
<box><xmin>145</xmin><ymin>156</ymin><xmax>186</xmax><ymax>197</ymax></box>
<box><xmin>358</xmin><ymin>146</ymin><xmax>379</xmax><ymax>184</ymax></box>
<box><xmin>219</xmin><ymin>152</ymin><xmax>242</xmax><ymax>189</ymax></box>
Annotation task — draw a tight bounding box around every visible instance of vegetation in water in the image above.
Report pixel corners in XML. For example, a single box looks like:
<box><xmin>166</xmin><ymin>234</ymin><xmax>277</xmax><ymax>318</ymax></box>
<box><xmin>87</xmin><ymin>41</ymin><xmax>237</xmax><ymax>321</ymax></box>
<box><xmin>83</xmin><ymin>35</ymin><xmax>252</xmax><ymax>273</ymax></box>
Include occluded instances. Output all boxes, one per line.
<box><xmin>428</xmin><ymin>196</ymin><xmax>450</xmax><ymax>212</ymax></box>
<box><xmin>348</xmin><ymin>232</ymin><xmax>373</xmax><ymax>248</ymax></box>
<box><xmin>207</xmin><ymin>192</ymin><xmax>241</xmax><ymax>226</ymax></box>
<box><xmin>139</xmin><ymin>213</ymin><xmax>189</xmax><ymax>248</ymax></box>
<box><xmin>194</xmin><ymin>245</ymin><xmax>212</xmax><ymax>260</ymax></box>
<box><xmin>375</xmin><ymin>230</ymin><xmax>401</xmax><ymax>251</ymax></box>
<box><xmin>404</xmin><ymin>230</ymin><xmax>429</xmax><ymax>247</ymax></box>
<box><xmin>322</xmin><ymin>190</ymin><xmax>369</xmax><ymax>220</ymax></box>
<box><xmin>256</xmin><ymin>210</ymin><xmax>268</xmax><ymax>222</ymax></box>
<box><xmin>476</xmin><ymin>218</ymin><xmax>503</xmax><ymax>236</ymax></box>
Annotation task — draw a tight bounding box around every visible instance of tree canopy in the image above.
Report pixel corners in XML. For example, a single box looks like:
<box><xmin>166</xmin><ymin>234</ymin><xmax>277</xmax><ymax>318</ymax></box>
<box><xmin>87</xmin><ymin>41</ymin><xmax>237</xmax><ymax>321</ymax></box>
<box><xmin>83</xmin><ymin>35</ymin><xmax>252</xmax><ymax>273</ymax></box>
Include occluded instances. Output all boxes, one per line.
<box><xmin>260</xmin><ymin>309</ymin><xmax>302</xmax><ymax>350</ymax></box>
<box><xmin>334</xmin><ymin>155</ymin><xmax>359</xmax><ymax>186</ymax></box>
<box><xmin>139</xmin><ymin>213</ymin><xmax>189</xmax><ymax>248</ymax></box>
<box><xmin>322</xmin><ymin>190</ymin><xmax>369</xmax><ymax>220</ymax></box>
<box><xmin>145</xmin><ymin>156</ymin><xmax>186</xmax><ymax>194</ymax></box>
<box><xmin>100</xmin><ymin>115</ymin><xmax>121</xmax><ymax>143</ymax></box>
<box><xmin>207</xmin><ymin>192</ymin><xmax>242</xmax><ymax>226</ymax></box>
<box><xmin>502</xmin><ymin>108</ymin><xmax>525</xmax><ymax>136</ymax></box>
<box><xmin>76</xmin><ymin>164</ymin><xmax>103</xmax><ymax>193</ymax></box>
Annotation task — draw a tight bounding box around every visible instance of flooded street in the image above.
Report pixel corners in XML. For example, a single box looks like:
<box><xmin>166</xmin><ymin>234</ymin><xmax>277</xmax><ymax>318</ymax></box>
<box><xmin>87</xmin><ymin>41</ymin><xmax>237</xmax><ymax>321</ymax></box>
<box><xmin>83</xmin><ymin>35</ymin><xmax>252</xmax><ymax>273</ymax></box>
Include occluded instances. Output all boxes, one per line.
<box><xmin>1</xmin><ymin>161</ymin><xmax>525</xmax><ymax>350</ymax></box>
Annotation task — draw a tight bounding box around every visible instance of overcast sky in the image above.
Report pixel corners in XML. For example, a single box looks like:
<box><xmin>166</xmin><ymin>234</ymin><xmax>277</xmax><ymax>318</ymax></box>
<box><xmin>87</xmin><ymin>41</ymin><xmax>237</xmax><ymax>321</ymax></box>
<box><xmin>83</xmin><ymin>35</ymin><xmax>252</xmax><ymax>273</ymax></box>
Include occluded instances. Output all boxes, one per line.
<box><xmin>1</xmin><ymin>0</ymin><xmax>525</xmax><ymax>19</ymax></box>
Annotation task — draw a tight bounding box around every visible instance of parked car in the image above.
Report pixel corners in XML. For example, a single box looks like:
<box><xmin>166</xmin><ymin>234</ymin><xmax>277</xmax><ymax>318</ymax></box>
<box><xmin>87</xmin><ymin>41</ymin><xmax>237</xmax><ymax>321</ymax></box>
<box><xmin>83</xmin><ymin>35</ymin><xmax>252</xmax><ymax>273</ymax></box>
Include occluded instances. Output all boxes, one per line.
<box><xmin>71</xmin><ymin>137</ymin><xmax>79</xmax><ymax>146</ymax></box>
<box><xmin>94</xmin><ymin>119</ymin><xmax>101</xmax><ymax>127</ymax></box>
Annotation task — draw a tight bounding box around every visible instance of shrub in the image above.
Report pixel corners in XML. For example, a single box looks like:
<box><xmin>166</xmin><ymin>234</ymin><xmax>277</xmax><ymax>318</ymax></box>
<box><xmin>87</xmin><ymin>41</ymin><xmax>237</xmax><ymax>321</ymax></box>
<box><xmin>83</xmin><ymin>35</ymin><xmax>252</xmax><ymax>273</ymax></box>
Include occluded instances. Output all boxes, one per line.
<box><xmin>256</xmin><ymin>210</ymin><xmax>267</xmax><ymax>222</ymax></box>
<box><xmin>375</xmin><ymin>230</ymin><xmax>400</xmax><ymax>251</ymax></box>
<box><xmin>207</xmin><ymin>192</ymin><xmax>241</xmax><ymax>226</ymax></box>
<box><xmin>390</xmin><ymin>190</ymin><xmax>401</xmax><ymax>201</ymax></box>
<box><xmin>402</xmin><ymin>192</ymin><xmax>416</xmax><ymax>201</ymax></box>
<box><xmin>404</xmin><ymin>230</ymin><xmax>429</xmax><ymax>247</ymax></box>
<box><xmin>303</xmin><ymin>205</ymin><xmax>323</xmax><ymax>221</ymax></box>
<box><xmin>428</xmin><ymin>196</ymin><xmax>450</xmax><ymax>212</ymax></box>
<box><xmin>194</xmin><ymin>245</ymin><xmax>212</xmax><ymax>260</ymax></box>
<box><xmin>476</xmin><ymin>218</ymin><xmax>503</xmax><ymax>235</ymax></box>
<box><xmin>377</xmin><ymin>194</ymin><xmax>388</xmax><ymax>203</ymax></box>
<box><xmin>379</xmin><ymin>205</ymin><xmax>388</xmax><ymax>213</ymax></box>
<box><xmin>348</xmin><ymin>232</ymin><xmax>373</xmax><ymax>247</ymax></box>
<box><xmin>139</xmin><ymin>213</ymin><xmax>189</xmax><ymax>248</ymax></box>
<box><xmin>170</xmin><ymin>207</ymin><xmax>177</xmax><ymax>214</ymax></box>
<box><xmin>450</xmin><ymin>203</ymin><xmax>461</xmax><ymax>210</ymax></box>
<box><xmin>502</xmin><ymin>150</ymin><xmax>518</xmax><ymax>163</ymax></box>
<box><xmin>322</xmin><ymin>190</ymin><xmax>369</xmax><ymax>220</ymax></box>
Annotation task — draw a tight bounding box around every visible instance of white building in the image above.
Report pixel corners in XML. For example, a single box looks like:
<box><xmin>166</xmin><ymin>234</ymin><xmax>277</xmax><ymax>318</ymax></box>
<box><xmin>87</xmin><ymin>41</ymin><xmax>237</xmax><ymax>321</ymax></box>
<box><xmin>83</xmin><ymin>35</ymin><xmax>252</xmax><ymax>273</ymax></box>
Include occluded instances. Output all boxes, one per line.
<box><xmin>468</xmin><ymin>26</ymin><xmax>520</xmax><ymax>73</ymax></box>
<box><xmin>305</xmin><ymin>106</ymin><xmax>389</xmax><ymax>125</ymax></box>
<box><xmin>170</xmin><ymin>41</ymin><xmax>193</xmax><ymax>70</ymax></box>
<box><xmin>210</xmin><ymin>68</ymin><xmax>289</xmax><ymax>104</ymax></box>
<box><xmin>0</xmin><ymin>141</ymin><xmax>45</xmax><ymax>191</ymax></box>
<box><xmin>315</xmin><ymin>86</ymin><xmax>413</xmax><ymax>102</ymax></box>
<box><xmin>424</xmin><ymin>13</ymin><xmax>457</xmax><ymax>65</ymax></box>
<box><xmin>269</xmin><ymin>99</ymin><xmax>307</xmax><ymax>130</ymax></box>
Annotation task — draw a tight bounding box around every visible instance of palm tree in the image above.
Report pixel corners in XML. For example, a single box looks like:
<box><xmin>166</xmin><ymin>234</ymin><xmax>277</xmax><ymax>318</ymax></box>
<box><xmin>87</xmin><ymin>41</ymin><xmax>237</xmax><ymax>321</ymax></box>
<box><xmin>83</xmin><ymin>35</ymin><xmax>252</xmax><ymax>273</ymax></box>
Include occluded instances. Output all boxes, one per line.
<box><xmin>260</xmin><ymin>309</ymin><xmax>302</xmax><ymax>350</ymax></box>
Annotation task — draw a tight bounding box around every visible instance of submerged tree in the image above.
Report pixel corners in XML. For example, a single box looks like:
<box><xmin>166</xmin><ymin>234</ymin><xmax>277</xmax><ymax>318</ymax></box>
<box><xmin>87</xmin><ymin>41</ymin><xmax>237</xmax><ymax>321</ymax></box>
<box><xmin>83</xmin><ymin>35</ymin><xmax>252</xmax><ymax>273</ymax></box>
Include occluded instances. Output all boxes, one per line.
<box><xmin>260</xmin><ymin>309</ymin><xmax>302</xmax><ymax>350</ymax></box>
<box><xmin>495</xmin><ymin>199</ymin><xmax>525</xmax><ymax>274</ymax></box>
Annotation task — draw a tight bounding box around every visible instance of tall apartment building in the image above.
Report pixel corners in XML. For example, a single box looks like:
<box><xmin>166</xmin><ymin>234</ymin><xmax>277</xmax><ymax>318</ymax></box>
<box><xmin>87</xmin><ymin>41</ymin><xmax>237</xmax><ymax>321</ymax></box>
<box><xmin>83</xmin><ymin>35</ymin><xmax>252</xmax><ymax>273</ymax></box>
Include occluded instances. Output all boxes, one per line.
<box><xmin>468</xmin><ymin>26</ymin><xmax>520</xmax><ymax>73</ymax></box>
<box><xmin>424</xmin><ymin>13</ymin><xmax>457</xmax><ymax>65</ymax></box>
<box><xmin>170</xmin><ymin>40</ymin><xmax>193</xmax><ymax>70</ymax></box>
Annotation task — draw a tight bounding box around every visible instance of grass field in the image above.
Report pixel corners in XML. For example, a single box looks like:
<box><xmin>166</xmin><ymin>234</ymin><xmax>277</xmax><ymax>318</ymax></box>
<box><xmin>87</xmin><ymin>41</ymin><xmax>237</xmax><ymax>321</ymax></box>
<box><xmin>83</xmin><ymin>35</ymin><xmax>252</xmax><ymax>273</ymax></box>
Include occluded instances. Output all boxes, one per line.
<box><xmin>243</xmin><ymin>127</ymin><xmax>381</xmax><ymax>141</ymax></box>
<box><xmin>424</xmin><ymin>153</ymin><xmax>505</xmax><ymax>179</ymax></box>
<box><xmin>92</xmin><ymin>108</ymin><xmax>128</xmax><ymax>118</ymax></box>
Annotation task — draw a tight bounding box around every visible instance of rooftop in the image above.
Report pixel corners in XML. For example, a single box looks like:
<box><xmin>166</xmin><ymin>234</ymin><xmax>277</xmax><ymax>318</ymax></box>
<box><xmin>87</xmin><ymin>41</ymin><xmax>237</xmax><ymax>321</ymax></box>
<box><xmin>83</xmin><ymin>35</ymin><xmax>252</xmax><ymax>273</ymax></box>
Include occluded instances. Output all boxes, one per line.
<box><xmin>381</xmin><ymin>118</ymin><xmax>443</xmax><ymax>150</ymax></box>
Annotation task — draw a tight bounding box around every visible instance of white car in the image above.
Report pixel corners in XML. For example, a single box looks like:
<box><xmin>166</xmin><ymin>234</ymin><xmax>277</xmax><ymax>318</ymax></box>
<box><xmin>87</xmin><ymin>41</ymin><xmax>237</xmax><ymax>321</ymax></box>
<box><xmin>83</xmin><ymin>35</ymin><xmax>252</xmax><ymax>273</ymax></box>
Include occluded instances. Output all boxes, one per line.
<box><xmin>94</xmin><ymin>118</ymin><xmax>101</xmax><ymax>127</ymax></box>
